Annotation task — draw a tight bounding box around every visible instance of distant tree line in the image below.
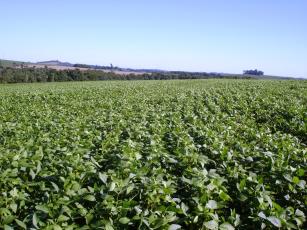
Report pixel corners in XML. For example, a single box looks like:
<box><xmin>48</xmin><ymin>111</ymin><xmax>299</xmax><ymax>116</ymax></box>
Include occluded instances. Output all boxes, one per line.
<box><xmin>73</xmin><ymin>63</ymin><xmax>119</xmax><ymax>70</ymax></box>
<box><xmin>0</xmin><ymin>66</ymin><xmax>253</xmax><ymax>84</ymax></box>
<box><xmin>243</xmin><ymin>69</ymin><xmax>264</xmax><ymax>76</ymax></box>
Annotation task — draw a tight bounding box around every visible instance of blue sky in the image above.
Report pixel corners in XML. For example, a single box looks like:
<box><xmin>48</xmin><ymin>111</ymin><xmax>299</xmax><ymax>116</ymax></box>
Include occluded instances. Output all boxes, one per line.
<box><xmin>1</xmin><ymin>0</ymin><xmax>306</xmax><ymax>77</ymax></box>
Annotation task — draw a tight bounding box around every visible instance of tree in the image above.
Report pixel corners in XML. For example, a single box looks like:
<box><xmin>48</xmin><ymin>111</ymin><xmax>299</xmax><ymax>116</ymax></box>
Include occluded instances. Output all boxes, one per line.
<box><xmin>243</xmin><ymin>69</ymin><xmax>264</xmax><ymax>76</ymax></box>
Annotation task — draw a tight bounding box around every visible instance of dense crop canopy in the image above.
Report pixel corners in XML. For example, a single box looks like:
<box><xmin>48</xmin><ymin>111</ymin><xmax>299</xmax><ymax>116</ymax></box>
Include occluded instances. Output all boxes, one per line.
<box><xmin>0</xmin><ymin>80</ymin><xmax>306</xmax><ymax>229</ymax></box>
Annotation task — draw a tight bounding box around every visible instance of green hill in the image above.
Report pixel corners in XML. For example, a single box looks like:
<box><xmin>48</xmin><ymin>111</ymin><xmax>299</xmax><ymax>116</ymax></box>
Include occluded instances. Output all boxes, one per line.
<box><xmin>0</xmin><ymin>59</ymin><xmax>31</xmax><ymax>68</ymax></box>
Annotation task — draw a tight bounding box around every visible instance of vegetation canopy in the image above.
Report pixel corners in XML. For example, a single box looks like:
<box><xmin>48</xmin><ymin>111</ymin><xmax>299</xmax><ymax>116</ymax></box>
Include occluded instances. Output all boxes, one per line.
<box><xmin>0</xmin><ymin>80</ymin><xmax>306</xmax><ymax>229</ymax></box>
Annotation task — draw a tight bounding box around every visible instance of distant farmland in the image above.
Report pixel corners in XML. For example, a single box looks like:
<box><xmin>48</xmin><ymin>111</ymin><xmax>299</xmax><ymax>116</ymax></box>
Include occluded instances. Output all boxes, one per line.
<box><xmin>0</xmin><ymin>59</ymin><xmax>30</xmax><ymax>68</ymax></box>
<box><xmin>0</xmin><ymin>59</ymin><xmax>147</xmax><ymax>75</ymax></box>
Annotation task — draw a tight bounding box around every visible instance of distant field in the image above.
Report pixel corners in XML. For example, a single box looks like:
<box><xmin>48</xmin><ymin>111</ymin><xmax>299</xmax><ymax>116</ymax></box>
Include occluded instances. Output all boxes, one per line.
<box><xmin>0</xmin><ymin>59</ymin><xmax>30</xmax><ymax>68</ymax></box>
<box><xmin>0</xmin><ymin>59</ymin><xmax>146</xmax><ymax>75</ymax></box>
<box><xmin>26</xmin><ymin>64</ymin><xmax>146</xmax><ymax>75</ymax></box>
<box><xmin>0</xmin><ymin>80</ymin><xmax>306</xmax><ymax>229</ymax></box>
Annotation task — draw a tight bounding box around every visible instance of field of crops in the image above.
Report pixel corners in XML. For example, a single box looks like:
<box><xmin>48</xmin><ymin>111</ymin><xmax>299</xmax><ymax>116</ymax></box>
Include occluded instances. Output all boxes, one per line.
<box><xmin>0</xmin><ymin>80</ymin><xmax>306</xmax><ymax>229</ymax></box>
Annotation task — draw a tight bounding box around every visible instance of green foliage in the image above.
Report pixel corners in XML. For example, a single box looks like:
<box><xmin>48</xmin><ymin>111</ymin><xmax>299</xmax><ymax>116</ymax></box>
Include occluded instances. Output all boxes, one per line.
<box><xmin>0</xmin><ymin>80</ymin><xmax>306</xmax><ymax>229</ymax></box>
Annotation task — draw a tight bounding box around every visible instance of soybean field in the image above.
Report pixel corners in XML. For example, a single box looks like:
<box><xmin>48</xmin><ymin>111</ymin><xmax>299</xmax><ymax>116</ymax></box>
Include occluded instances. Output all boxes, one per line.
<box><xmin>0</xmin><ymin>80</ymin><xmax>306</xmax><ymax>229</ymax></box>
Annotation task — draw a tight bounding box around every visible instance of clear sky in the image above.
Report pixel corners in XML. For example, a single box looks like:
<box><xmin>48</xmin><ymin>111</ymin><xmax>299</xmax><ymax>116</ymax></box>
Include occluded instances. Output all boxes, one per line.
<box><xmin>1</xmin><ymin>0</ymin><xmax>306</xmax><ymax>77</ymax></box>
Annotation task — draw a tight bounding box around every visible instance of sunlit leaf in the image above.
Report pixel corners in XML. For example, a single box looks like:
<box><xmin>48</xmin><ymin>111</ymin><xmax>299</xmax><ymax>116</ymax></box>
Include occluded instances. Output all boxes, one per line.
<box><xmin>267</xmin><ymin>216</ymin><xmax>281</xmax><ymax>228</ymax></box>
<box><xmin>204</xmin><ymin>220</ymin><xmax>218</xmax><ymax>230</ymax></box>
